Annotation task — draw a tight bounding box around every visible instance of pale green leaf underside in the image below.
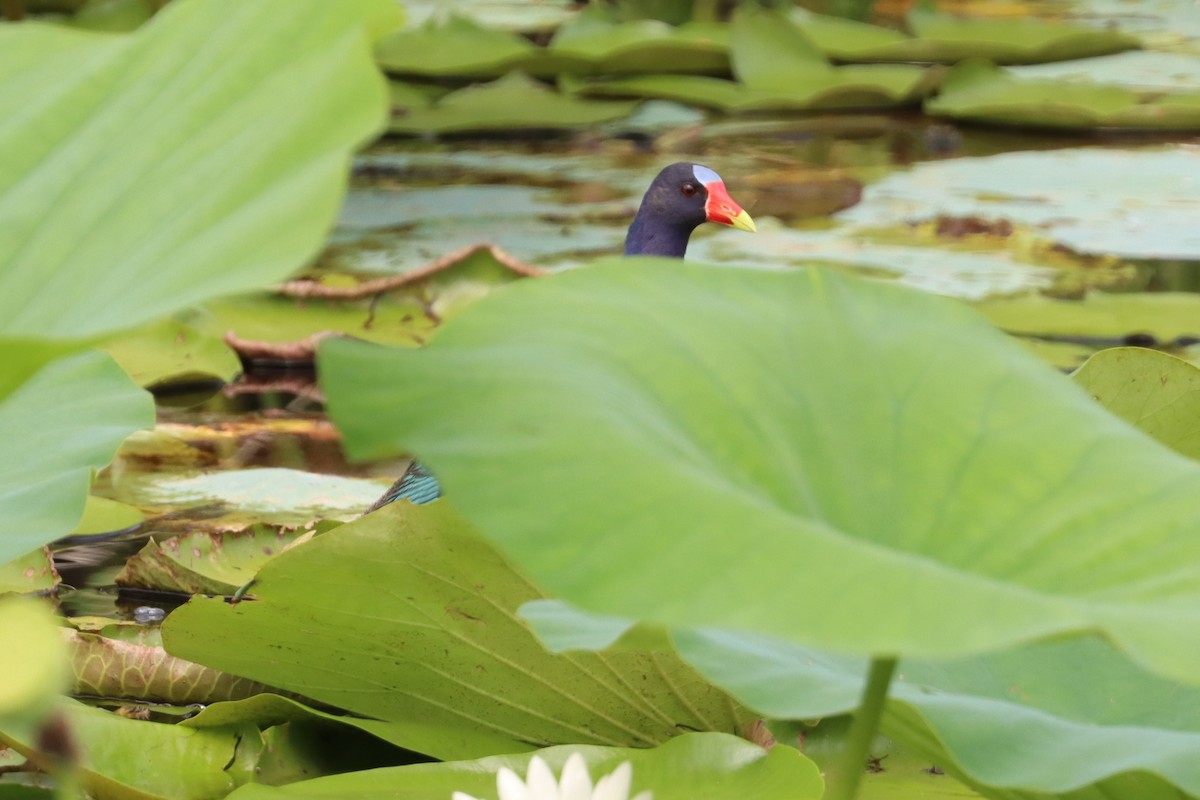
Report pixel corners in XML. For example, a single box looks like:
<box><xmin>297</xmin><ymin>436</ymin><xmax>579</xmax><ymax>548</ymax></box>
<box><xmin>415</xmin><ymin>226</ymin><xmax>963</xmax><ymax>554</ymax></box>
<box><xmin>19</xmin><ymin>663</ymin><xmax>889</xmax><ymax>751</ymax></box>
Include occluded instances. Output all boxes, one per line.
<box><xmin>674</xmin><ymin>628</ymin><xmax>1200</xmax><ymax>800</ymax></box>
<box><xmin>321</xmin><ymin>259</ymin><xmax>1200</xmax><ymax>684</ymax></box>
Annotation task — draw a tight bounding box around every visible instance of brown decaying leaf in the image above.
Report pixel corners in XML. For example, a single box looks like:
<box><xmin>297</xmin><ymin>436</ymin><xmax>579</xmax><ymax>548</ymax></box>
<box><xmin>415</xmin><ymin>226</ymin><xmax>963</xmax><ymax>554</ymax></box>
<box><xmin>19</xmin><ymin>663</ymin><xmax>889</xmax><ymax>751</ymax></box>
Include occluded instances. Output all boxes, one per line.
<box><xmin>223</xmin><ymin>330</ymin><xmax>343</xmax><ymax>364</ymax></box>
<box><xmin>275</xmin><ymin>242</ymin><xmax>546</xmax><ymax>301</ymax></box>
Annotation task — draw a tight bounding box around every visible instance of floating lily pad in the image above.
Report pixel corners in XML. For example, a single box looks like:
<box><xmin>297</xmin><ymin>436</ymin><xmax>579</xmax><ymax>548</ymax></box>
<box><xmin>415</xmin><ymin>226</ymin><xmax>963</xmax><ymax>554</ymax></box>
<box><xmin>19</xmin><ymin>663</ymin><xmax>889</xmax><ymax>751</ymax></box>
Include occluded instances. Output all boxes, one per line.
<box><xmin>1073</xmin><ymin>348</ymin><xmax>1200</xmax><ymax>460</ymax></box>
<box><xmin>577</xmin><ymin>8</ymin><xmax>931</xmax><ymax>112</ymax></box>
<box><xmin>1011</xmin><ymin>50</ymin><xmax>1200</xmax><ymax>92</ymax></box>
<box><xmin>975</xmin><ymin>291</ymin><xmax>1200</xmax><ymax>343</ymax></box>
<box><xmin>221</xmin><ymin>733</ymin><xmax>822</xmax><ymax>800</ymax></box>
<box><xmin>838</xmin><ymin>147</ymin><xmax>1200</xmax><ymax>260</ymax></box>
<box><xmin>116</xmin><ymin>526</ymin><xmax>312</xmax><ymax>595</ymax></box>
<box><xmin>793</xmin><ymin>9</ymin><xmax>1139</xmax><ymax>64</ymax></box>
<box><xmin>927</xmin><ymin>59</ymin><xmax>1200</xmax><ymax>131</ymax></box>
<box><xmin>182</xmin><ymin>693</ymin><xmax>428</xmax><ymax>753</ymax></box>
<box><xmin>99</xmin><ymin>319</ymin><xmax>242</xmax><ymax>388</ymax></box>
<box><xmin>164</xmin><ymin>502</ymin><xmax>748</xmax><ymax>761</ymax></box>
<box><xmin>196</xmin><ymin>292</ymin><xmax>435</xmax><ymax>349</ymax></box>
<box><xmin>389</xmin><ymin>72</ymin><xmax>639</xmax><ymax>134</ymax></box>
<box><xmin>0</xmin><ymin>550</ymin><xmax>58</xmax><ymax>597</ymax></box>
<box><xmin>550</xmin><ymin>8</ymin><xmax>730</xmax><ymax>75</ymax></box>
<box><xmin>374</xmin><ymin>14</ymin><xmax>561</xmax><ymax>78</ymax></box>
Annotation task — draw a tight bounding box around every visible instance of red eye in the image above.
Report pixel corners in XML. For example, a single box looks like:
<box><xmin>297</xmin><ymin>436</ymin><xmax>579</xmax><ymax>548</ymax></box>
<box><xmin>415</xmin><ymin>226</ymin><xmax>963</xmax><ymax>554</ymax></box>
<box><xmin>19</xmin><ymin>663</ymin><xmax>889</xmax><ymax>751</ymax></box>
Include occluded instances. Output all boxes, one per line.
<box><xmin>681</xmin><ymin>183</ymin><xmax>698</xmax><ymax>197</ymax></box>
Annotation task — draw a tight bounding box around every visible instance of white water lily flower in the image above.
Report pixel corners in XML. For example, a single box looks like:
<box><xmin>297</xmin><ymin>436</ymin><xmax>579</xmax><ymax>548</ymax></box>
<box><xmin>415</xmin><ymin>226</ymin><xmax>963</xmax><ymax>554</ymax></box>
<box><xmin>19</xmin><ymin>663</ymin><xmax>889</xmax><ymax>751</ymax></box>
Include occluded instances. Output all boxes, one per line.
<box><xmin>452</xmin><ymin>753</ymin><xmax>652</xmax><ymax>800</ymax></box>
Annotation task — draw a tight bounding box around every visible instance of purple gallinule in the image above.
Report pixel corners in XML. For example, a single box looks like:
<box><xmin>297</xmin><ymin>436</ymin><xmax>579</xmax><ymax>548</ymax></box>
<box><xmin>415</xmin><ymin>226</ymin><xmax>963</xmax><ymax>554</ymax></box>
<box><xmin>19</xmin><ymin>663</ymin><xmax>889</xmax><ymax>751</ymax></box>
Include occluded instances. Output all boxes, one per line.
<box><xmin>371</xmin><ymin>162</ymin><xmax>754</xmax><ymax>510</ymax></box>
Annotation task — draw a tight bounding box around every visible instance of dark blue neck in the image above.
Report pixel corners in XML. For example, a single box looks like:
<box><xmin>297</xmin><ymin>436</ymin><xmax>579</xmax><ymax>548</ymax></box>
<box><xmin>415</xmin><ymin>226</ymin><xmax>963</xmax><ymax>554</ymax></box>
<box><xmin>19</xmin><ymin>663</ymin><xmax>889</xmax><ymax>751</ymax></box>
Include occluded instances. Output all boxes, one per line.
<box><xmin>624</xmin><ymin>212</ymin><xmax>694</xmax><ymax>258</ymax></box>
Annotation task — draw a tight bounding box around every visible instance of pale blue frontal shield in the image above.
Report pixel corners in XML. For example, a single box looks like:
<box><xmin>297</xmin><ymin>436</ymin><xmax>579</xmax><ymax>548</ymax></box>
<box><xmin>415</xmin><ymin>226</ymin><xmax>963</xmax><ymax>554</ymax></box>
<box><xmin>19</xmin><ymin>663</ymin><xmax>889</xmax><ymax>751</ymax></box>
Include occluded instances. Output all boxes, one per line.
<box><xmin>692</xmin><ymin>164</ymin><xmax>723</xmax><ymax>186</ymax></box>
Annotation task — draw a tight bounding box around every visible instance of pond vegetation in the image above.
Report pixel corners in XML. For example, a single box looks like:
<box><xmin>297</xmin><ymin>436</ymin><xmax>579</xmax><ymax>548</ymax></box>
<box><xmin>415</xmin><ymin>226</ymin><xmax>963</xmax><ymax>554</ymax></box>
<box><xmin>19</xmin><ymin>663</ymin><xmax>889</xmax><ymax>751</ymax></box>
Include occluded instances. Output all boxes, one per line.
<box><xmin>4</xmin><ymin>1</ymin><xmax>1200</xmax><ymax>799</ymax></box>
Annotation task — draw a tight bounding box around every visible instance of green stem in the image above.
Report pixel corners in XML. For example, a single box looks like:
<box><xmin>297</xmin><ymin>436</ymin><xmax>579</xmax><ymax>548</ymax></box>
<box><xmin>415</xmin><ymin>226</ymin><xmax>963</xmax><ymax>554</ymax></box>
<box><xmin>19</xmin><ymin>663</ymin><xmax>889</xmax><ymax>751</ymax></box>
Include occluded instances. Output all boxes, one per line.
<box><xmin>825</xmin><ymin>656</ymin><xmax>897</xmax><ymax>800</ymax></box>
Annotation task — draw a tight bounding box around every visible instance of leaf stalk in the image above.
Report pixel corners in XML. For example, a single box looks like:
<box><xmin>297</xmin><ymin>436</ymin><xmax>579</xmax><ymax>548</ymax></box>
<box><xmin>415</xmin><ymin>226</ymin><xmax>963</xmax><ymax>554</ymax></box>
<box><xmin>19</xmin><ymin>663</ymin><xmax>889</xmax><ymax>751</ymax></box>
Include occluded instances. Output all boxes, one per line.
<box><xmin>825</xmin><ymin>656</ymin><xmax>897</xmax><ymax>800</ymax></box>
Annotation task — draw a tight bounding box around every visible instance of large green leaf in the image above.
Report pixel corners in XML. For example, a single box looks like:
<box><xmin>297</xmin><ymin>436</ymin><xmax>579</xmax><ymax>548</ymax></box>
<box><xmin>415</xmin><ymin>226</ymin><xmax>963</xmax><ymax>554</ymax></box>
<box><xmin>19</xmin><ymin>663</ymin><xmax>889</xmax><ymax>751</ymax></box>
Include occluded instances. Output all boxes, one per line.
<box><xmin>0</xmin><ymin>350</ymin><xmax>151</xmax><ymax>566</ymax></box>
<box><xmin>1073</xmin><ymin>348</ymin><xmax>1200</xmax><ymax>460</ymax></box>
<box><xmin>0</xmin><ymin>0</ymin><xmax>397</xmax><ymax>339</ymax></box>
<box><xmin>163</xmin><ymin>502</ymin><xmax>747</xmax><ymax>761</ymax></box>
<box><xmin>321</xmin><ymin>259</ymin><xmax>1200</xmax><ymax>684</ymax></box>
<box><xmin>526</xmin><ymin>601</ymin><xmax>1200</xmax><ymax>798</ymax></box>
<box><xmin>222</xmin><ymin>733</ymin><xmax>822</xmax><ymax>800</ymax></box>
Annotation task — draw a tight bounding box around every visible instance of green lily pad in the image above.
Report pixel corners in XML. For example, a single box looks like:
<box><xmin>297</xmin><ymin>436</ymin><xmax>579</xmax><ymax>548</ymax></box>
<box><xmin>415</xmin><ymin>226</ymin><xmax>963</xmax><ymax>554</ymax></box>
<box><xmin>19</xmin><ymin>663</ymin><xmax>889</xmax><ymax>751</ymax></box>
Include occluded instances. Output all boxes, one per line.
<box><xmin>195</xmin><ymin>292</ymin><xmax>435</xmax><ymax>349</ymax></box>
<box><xmin>927</xmin><ymin>58</ymin><xmax>1200</xmax><ymax>131</ymax></box>
<box><xmin>0</xmin><ymin>350</ymin><xmax>152</xmax><ymax>567</ymax></box>
<box><xmin>182</xmin><ymin>693</ymin><xmax>432</xmax><ymax>753</ymax></box>
<box><xmin>838</xmin><ymin>147</ymin><xmax>1200</xmax><ymax>260</ymax></box>
<box><xmin>163</xmin><ymin>502</ymin><xmax>748</xmax><ymax>761</ymax></box>
<box><xmin>222</xmin><ymin>733</ymin><xmax>822</xmax><ymax>800</ymax></box>
<box><xmin>321</xmin><ymin>259</ymin><xmax>1200</xmax><ymax>685</ymax></box>
<box><xmin>577</xmin><ymin>8</ymin><xmax>931</xmax><ymax>111</ymax></box>
<box><xmin>550</xmin><ymin>8</ymin><xmax>730</xmax><ymax>75</ymax></box>
<box><xmin>1011</xmin><ymin>51</ymin><xmax>1200</xmax><ymax>92</ymax></box>
<box><xmin>0</xmin><ymin>550</ymin><xmax>58</xmax><ymax>597</ymax></box>
<box><xmin>389</xmin><ymin>72</ymin><xmax>639</xmax><ymax>134</ymax></box>
<box><xmin>99</xmin><ymin>319</ymin><xmax>242</xmax><ymax>388</ymax></box>
<box><xmin>374</xmin><ymin>14</ymin><xmax>561</xmax><ymax>78</ymax></box>
<box><xmin>116</xmin><ymin>526</ymin><xmax>312</xmax><ymax>595</ymax></box>
<box><xmin>975</xmin><ymin>291</ymin><xmax>1200</xmax><ymax>342</ymax></box>
<box><xmin>0</xmin><ymin>0</ymin><xmax>396</xmax><ymax>340</ymax></box>
<box><xmin>1072</xmin><ymin>348</ymin><xmax>1200</xmax><ymax>460</ymax></box>
<box><xmin>793</xmin><ymin>9</ymin><xmax>1139</xmax><ymax>64</ymax></box>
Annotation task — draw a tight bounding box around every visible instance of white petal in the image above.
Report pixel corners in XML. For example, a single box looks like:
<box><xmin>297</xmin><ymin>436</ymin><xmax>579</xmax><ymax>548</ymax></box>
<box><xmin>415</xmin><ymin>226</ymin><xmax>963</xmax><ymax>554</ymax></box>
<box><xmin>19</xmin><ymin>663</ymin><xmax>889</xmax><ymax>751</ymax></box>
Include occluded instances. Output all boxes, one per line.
<box><xmin>593</xmin><ymin>762</ymin><xmax>633</xmax><ymax>800</ymax></box>
<box><xmin>631</xmin><ymin>792</ymin><xmax>653</xmax><ymax>800</ymax></box>
<box><xmin>452</xmin><ymin>794</ymin><xmax>483</xmax><ymax>800</ymax></box>
<box><xmin>525</xmin><ymin>756</ymin><xmax>559</xmax><ymax>800</ymax></box>
<box><xmin>498</xmin><ymin>767</ymin><xmax>532</xmax><ymax>800</ymax></box>
<box><xmin>559</xmin><ymin>753</ymin><xmax>593</xmax><ymax>800</ymax></box>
